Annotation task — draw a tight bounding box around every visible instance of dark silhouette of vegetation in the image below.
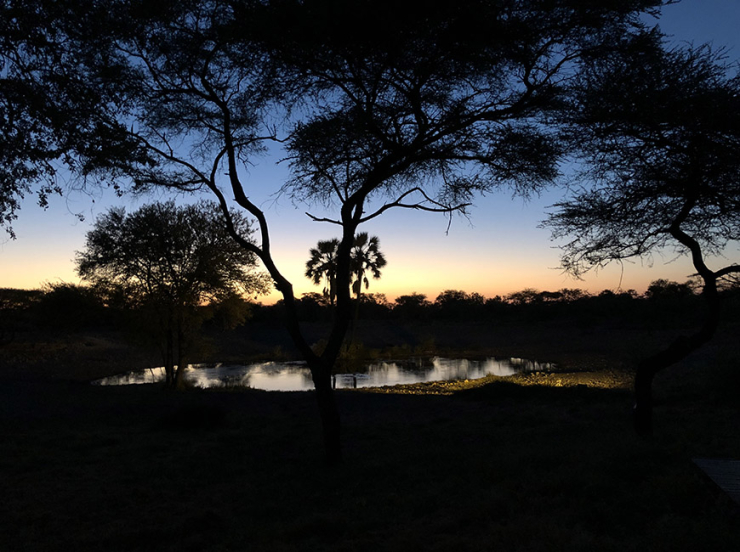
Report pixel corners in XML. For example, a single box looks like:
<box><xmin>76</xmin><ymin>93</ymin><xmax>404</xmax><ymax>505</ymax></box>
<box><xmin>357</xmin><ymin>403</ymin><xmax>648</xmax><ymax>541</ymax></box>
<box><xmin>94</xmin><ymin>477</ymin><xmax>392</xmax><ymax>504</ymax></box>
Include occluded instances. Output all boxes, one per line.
<box><xmin>6</xmin><ymin>0</ymin><xmax>664</xmax><ymax>463</ymax></box>
<box><xmin>305</xmin><ymin>233</ymin><xmax>387</xmax><ymax>330</ymax></box>
<box><xmin>393</xmin><ymin>293</ymin><xmax>432</xmax><ymax>320</ymax></box>
<box><xmin>5</xmin><ymin>279</ymin><xmax>732</xmax><ymax>331</ymax></box>
<box><xmin>350</xmin><ymin>234</ymin><xmax>387</xmax><ymax>300</ymax></box>
<box><xmin>0</xmin><ymin>288</ymin><xmax>42</xmax><ymax>343</ymax></box>
<box><xmin>434</xmin><ymin>290</ymin><xmax>486</xmax><ymax>320</ymax></box>
<box><xmin>305</xmin><ymin>239</ymin><xmax>340</xmax><ymax>308</ymax></box>
<box><xmin>0</xmin><ymin>0</ymin><xmax>148</xmax><ymax>237</ymax></box>
<box><xmin>349</xmin><ymin>233</ymin><xmax>386</xmax><ymax>343</ymax></box>
<box><xmin>547</xmin><ymin>38</ymin><xmax>740</xmax><ymax>435</ymax></box>
<box><xmin>304</xmin><ymin>233</ymin><xmax>387</xmax><ymax>351</ymax></box>
<box><xmin>76</xmin><ymin>201</ymin><xmax>269</xmax><ymax>388</ymax></box>
<box><xmin>34</xmin><ymin>282</ymin><xmax>109</xmax><ymax>330</ymax></box>
<box><xmin>245</xmin><ymin>281</ymin><xmax>722</xmax><ymax>332</ymax></box>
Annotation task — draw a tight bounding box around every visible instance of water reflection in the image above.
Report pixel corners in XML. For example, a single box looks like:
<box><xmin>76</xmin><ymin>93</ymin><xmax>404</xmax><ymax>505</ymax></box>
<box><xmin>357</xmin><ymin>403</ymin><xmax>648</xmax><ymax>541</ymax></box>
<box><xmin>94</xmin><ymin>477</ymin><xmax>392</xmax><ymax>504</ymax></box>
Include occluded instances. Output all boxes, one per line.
<box><xmin>93</xmin><ymin>357</ymin><xmax>555</xmax><ymax>391</ymax></box>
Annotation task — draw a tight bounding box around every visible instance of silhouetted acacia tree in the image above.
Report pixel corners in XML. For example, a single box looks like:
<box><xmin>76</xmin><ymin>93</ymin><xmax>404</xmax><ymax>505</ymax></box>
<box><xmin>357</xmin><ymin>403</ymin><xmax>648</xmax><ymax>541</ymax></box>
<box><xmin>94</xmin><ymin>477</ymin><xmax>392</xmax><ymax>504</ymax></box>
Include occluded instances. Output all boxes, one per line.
<box><xmin>506</xmin><ymin>288</ymin><xmax>544</xmax><ymax>306</ymax></box>
<box><xmin>77</xmin><ymin>201</ymin><xmax>268</xmax><ymax>388</ymax></box>
<box><xmin>268</xmin><ymin>2</ymin><xmax>661</xmax><ymax>459</ymax></box>
<box><xmin>0</xmin><ymin>0</ymin><xmax>147</xmax><ymax>236</ymax></box>
<box><xmin>547</xmin><ymin>38</ymin><xmax>740</xmax><ymax>435</ymax></box>
<box><xmin>644</xmin><ymin>279</ymin><xmax>696</xmax><ymax>301</ymax></box>
<box><xmin>16</xmin><ymin>0</ymin><xmax>663</xmax><ymax>463</ymax></box>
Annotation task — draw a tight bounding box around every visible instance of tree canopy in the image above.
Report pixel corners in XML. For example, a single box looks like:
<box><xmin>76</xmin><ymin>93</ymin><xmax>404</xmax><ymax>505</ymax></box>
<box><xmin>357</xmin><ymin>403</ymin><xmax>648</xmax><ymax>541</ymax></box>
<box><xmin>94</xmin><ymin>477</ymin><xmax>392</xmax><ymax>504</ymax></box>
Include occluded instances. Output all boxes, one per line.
<box><xmin>305</xmin><ymin>238</ymin><xmax>340</xmax><ymax>307</ymax></box>
<box><xmin>0</xmin><ymin>0</ymin><xmax>148</xmax><ymax>236</ymax></box>
<box><xmin>5</xmin><ymin>0</ymin><xmax>666</xmax><ymax>461</ymax></box>
<box><xmin>77</xmin><ymin>200</ymin><xmax>269</xmax><ymax>386</ymax></box>
<box><xmin>546</xmin><ymin>35</ymin><xmax>740</xmax><ymax>434</ymax></box>
<box><xmin>549</xmin><ymin>37</ymin><xmax>740</xmax><ymax>276</ymax></box>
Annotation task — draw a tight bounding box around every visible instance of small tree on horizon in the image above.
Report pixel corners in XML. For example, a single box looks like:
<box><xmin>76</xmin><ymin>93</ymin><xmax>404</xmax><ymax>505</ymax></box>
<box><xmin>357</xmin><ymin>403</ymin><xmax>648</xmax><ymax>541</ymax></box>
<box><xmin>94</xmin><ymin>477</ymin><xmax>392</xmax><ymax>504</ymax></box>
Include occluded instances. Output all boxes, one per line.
<box><xmin>393</xmin><ymin>293</ymin><xmax>432</xmax><ymax>319</ymax></box>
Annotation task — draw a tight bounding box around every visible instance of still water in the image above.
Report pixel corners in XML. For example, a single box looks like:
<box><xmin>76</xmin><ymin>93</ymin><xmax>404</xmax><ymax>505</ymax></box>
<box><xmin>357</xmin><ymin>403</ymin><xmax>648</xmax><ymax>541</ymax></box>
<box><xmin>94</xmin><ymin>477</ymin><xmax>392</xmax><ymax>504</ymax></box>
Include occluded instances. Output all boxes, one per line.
<box><xmin>93</xmin><ymin>357</ymin><xmax>555</xmax><ymax>391</ymax></box>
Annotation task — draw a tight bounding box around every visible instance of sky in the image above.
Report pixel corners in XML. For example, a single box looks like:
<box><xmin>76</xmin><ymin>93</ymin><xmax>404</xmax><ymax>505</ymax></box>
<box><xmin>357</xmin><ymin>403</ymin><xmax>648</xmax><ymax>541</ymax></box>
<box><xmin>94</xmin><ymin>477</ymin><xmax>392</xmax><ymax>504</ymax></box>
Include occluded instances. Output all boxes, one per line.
<box><xmin>1</xmin><ymin>0</ymin><xmax>739</xmax><ymax>305</ymax></box>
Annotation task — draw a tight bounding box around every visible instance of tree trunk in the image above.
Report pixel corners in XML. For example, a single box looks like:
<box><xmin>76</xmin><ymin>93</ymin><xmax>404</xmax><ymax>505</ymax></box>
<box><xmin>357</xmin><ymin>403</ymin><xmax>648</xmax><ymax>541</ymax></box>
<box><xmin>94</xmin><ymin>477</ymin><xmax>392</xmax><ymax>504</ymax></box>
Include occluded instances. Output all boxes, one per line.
<box><xmin>350</xmin><ymin>277</ymin><xmax>361</xmax><ymax>346</ymax></box>
<box><xmin>175</xmin><ymin>326</ymin><xmax>187</xmax><ymax>390</ymax></box>
<box><xmin>633</xmin><ymin>279</ymin><xmax>721</xmax><ymax>435</ymax></box>
<box><xmin>311</xmin><ymin>367</ymin><xmax>342</xmax><ymax>466</ymax></box>
<box><xmin>633</xmin><ymin>362</ymin><xmax>657</xmax><ymax>436</ymax></box>
<box><xmin>175</xmin><ymin>343</ymin><xmax>185</xmax><ymax>389</ymax></box>
<box><xmin>164</xmin><ymin>328</ymin><xmax>175</xmax><ymax>387</ymax></box>
<box><xmin>175</xmin><ymin>361</ymin><xmax>186</xmax><ymax>389</ymax></box>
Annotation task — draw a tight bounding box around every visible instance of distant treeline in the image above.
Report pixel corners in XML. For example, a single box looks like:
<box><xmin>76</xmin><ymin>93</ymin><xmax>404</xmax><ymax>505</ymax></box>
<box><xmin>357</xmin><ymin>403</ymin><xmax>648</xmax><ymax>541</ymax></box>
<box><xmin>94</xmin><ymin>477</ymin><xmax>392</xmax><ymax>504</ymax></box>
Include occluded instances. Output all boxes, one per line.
<box><xmin>0</xmin><ymin>283</ymin><xmax>252</xmax><ymax>342</ymax></box>
<box><xmin>5</xmin><ymin>278</ymin><xmax>736</xmax><ymax>341</ymax></box>
<box><xmin>257</xmin><ymin>279</ymin><xmax>740</xmax><ymax>327</ymax></box>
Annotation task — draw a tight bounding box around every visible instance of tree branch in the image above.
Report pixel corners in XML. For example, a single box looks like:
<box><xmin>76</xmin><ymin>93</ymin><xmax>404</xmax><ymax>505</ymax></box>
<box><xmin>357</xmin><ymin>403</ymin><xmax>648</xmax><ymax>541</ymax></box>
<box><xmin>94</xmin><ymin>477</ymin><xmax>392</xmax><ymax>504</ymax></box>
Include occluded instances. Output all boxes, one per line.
<box><xmin>358</xmin><ymin>187</ymin><xmax>470</xmax><ymax>224</ymax></box>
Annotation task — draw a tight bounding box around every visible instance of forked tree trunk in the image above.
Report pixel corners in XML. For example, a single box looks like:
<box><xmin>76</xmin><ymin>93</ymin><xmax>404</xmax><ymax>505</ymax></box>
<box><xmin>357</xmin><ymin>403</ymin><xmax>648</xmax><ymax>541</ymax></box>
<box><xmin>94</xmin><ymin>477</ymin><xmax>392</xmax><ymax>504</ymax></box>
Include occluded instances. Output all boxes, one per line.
<box><xmin>273</xmin><ymin>278</ymin><xmax>347</xmax><ymax>465</ymax></box>
<box><xmin>216</xmin><ymin>117</ymin><xmax>358</xmax><ymax>466</ymax></box>
<box><xmin>633</xmin><ymin>281</ymin><xmax>721</xmax><ymax>435</ymax></box>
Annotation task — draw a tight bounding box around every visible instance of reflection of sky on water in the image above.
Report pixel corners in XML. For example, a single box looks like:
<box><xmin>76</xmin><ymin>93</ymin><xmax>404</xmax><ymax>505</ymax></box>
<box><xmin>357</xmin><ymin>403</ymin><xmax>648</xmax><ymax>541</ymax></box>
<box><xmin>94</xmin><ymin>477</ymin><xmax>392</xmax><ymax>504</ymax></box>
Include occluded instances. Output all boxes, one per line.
<box><xmin>93</xmin><ymin>357</ymin><xmax>555</xmax><ymax>391</ymax></box>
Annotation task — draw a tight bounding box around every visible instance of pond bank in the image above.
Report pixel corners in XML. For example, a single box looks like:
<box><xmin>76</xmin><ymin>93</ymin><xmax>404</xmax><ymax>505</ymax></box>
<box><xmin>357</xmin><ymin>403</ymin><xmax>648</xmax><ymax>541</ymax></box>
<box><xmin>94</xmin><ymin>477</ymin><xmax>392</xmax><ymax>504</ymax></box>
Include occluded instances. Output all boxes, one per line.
<box><xmin>1</xmin><ymin>359</ymin><xmax>738</xmax><ymax>551</ymax></box>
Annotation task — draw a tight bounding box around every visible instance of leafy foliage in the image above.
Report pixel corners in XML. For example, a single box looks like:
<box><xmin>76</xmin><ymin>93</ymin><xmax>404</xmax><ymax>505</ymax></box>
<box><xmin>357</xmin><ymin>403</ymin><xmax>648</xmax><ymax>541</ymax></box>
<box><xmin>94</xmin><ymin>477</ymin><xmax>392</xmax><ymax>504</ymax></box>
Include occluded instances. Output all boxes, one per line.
<box><xmin>305</xmin><ymin>239</ymin><xmax>340</xmax><ymax>306</ymax></box>
<box><xmin>350</xmin><ymin>233</ymin><xmax>387</xmax><ymax>298</ymax></box>
<box><xmin>305</xmin><ymin>233</ymin><xmax>387</xmax><ymax>303</ymax></box>
<box><xmin>77</xmin><ymin>201</ymin><xmax>267</xmax><ymax>306</ymax></box>
<box><xmin>272</xmin><ymin>0</ymin><xmax>662</xmax><ymax>214</ymax></box>
<box><xmin>0</xmin><ymin>0</ymin><xmax>150</xmax><ymax>236</ymax></box>
<box><xmin>76</xmin><ymin>200</ymin><xmax>269</xmax><ymax>386</ymax></box>
<box><xmin>549</xmin><ymin>38</ymin><xmax>740</xmax><ymax>276</ymax></box>
<box><xmin>547</xmin><ymin>36</ymin><xmax>740</xmax><ymax>434</ymax></box>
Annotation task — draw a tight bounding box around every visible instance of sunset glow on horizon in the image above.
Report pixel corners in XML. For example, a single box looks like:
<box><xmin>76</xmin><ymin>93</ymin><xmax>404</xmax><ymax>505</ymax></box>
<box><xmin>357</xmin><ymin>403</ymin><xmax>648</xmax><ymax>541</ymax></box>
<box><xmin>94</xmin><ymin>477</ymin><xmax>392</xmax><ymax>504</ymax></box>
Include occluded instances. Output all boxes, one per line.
<box><xmin>1</xmin><ymin>1</ymin><xmax>738</xmax><ymax>304</ymax></box>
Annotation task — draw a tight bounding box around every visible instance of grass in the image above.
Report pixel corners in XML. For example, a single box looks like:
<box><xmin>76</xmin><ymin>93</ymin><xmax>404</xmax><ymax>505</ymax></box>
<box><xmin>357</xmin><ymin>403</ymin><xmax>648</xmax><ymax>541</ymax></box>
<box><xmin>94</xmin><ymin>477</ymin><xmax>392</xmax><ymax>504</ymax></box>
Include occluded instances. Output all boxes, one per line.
<box><xmin>1</xmin><ymin>323</ymin><xmax>739</xmax><ymax>551</ymax></box>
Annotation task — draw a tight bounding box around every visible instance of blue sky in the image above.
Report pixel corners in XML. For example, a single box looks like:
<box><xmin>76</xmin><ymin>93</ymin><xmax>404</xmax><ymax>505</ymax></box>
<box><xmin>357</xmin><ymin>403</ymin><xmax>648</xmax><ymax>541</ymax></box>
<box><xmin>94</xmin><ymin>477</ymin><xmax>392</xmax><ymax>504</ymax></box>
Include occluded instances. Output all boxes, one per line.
<box><xmin>1</xmin><ymin>0</ymin><xmax>739</xmax><ymax>303</ymax></box>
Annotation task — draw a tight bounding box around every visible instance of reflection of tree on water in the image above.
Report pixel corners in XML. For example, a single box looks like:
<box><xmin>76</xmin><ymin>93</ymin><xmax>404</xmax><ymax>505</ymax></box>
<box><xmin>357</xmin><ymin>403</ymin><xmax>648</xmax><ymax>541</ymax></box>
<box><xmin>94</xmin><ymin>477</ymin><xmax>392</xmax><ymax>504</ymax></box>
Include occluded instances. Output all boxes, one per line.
<box><xmin>365</xmin><ymin>358</ymin><xmax>436</xmax><ymax>375</ymax></box>
<box><xmin>509</xmin><ymin>358</ymin><xmax>557</xmax><ymax>373</ymax></box>
<box><xmin>332</xmin><ymin>374</ymin><xmax>370</xmax><ymax>389</ymax></box>
<box><xmin>217</xmin><ymin>373</ymin><xmax>252</xmax><ymax>388</ymax></box>
<box><xmin>94</xmin><ymin>367</ymin><xmax>167</xmax><ymax>386</ymax></box>
<box><xmin>95</xmin><ymin>357</ymin><xmax>554</xmax><ymax>391</ymax></box>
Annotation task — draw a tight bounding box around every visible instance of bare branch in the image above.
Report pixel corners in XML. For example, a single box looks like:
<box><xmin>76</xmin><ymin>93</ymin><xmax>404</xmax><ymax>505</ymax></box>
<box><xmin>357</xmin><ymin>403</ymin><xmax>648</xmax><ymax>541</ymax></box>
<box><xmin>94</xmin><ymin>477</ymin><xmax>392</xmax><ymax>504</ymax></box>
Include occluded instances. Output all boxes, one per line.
<box><xmin>305</xmin><ymin>212</ymin><xmax>342</xmax><ymax>225</ymax></box>
<box><xmin>359</xmin><ymin>187</ymin><xmax>471</xmax><ymax>224</ymax></box>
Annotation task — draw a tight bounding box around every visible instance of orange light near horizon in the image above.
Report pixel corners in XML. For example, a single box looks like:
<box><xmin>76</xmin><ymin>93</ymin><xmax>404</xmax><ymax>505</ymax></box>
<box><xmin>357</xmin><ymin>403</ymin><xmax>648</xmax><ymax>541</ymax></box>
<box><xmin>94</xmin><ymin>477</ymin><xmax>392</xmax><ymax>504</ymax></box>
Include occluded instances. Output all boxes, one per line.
<box><xmin>255</xmin><ymin>252</ymin><xmax>703</xmax><ymax>306</ymax></box>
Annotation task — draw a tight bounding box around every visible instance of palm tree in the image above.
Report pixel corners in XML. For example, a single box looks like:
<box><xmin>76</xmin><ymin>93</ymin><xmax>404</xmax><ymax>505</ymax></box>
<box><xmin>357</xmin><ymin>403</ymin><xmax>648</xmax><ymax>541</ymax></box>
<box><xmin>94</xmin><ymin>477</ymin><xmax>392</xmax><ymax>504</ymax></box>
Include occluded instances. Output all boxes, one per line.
<box><xmin>350</xmin><ymin>233</ymin><xmax>387</xmax><ymax>300</ymax></box>
<box><xmin>350</xmin><ymin>233</ymin><xmax>387</xmax><ymax>340</ymax></box>
<box><xmin>305</xmin><ymin>233</ymin><xmax>386</xmax><ymax>340</ymax></box>
<box><xmin>305</xmin><ymin>238</ymin><xmax>340</xmax><ymax>307</ymax></box>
